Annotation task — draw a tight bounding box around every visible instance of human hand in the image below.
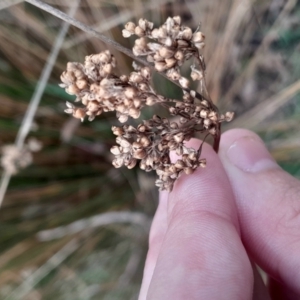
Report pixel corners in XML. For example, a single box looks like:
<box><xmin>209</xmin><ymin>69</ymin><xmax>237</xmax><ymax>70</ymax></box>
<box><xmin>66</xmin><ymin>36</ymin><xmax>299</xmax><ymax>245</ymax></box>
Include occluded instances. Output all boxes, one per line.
<box><xmin>139</xmin><ymin>129</ymin><xmax>300</xmax><ymax>300</ymax></box>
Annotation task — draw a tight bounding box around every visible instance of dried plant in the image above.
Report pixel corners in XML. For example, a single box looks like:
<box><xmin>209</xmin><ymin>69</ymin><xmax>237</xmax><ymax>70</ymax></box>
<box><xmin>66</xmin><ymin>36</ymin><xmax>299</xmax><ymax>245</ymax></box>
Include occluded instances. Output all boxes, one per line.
<box><xmin>60</xmin><ymin>16</ymin><xmax>234</xmax><ymax>191</ymax></box>
<box><xmin>1</xmin><ymin>139</ymin><xmax>42</xmax><ymax>175</ymax></box>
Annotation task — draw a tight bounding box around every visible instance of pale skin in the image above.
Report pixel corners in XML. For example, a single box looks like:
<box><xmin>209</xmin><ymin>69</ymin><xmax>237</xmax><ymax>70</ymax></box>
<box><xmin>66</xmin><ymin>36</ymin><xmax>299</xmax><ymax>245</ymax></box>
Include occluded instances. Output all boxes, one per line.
<box><xmin>139</xmin><ymin>129</ymin><xmax>300</xmax><ymax>300</ymax></box>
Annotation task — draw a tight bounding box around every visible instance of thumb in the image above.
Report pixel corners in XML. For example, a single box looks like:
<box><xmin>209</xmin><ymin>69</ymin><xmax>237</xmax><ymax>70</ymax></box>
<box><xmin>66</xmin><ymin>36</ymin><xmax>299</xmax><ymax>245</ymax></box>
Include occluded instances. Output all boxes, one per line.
<box><xmin>219</xmin><ymin>129</ymin><xmax>300</xmax><ymax>296</ymax></box>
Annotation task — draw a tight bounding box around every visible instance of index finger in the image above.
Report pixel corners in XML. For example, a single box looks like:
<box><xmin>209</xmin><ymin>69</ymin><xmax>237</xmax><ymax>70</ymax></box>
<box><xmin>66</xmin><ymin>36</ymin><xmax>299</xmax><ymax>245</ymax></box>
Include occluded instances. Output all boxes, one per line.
<box><xmin>146</xmin><ymin>139</ymin><xmax>253</xmax><ymax>300</ymax></box>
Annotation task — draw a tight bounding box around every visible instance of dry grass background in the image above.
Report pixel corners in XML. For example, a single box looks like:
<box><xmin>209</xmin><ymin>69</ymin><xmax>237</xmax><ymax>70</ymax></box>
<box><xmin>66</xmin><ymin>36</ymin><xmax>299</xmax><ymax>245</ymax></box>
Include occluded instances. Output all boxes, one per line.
<box><xmin>0</xmin><ymin>0</ymin><xmax>299</xmax><ymax>299</ymax></box>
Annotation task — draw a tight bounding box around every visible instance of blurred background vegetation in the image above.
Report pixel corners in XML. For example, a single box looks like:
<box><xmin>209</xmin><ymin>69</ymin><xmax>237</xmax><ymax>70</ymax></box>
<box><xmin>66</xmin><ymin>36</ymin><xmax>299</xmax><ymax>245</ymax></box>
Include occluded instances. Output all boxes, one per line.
<box><xmin>0</xmin><ymin>0</ymin><xmax>299</xmax><ymax>299</ymax></box>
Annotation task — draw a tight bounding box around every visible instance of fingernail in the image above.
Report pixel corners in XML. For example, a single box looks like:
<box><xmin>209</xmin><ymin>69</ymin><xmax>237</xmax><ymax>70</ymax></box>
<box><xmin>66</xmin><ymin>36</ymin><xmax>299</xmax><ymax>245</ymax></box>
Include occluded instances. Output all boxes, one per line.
<box><xmin>226</xmin><ymin>136</ymin><xmax>278</xmax><ymax>173</ymax></box>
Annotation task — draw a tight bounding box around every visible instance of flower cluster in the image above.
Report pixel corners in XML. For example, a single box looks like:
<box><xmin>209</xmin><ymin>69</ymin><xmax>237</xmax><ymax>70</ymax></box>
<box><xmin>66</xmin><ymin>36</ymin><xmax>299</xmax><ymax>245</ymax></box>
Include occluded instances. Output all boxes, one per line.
<box><xmin>110</xmin><ymin>115</ymin><xmax>207</xmax><ymax>191</ymax></box>
<box><xmin>61</xmin><ymin>52</ymin><xmax>163</xmax><ymax>123</ymax></box>
<box><xmin>122</xmin><ymin>16</ymin><xmax>205</xmax><ymax>89</ymax></box>
<box><xmin>60</xmin><ymin>16</ymin><xmax>234</xmax><ymax>191</ymax></box>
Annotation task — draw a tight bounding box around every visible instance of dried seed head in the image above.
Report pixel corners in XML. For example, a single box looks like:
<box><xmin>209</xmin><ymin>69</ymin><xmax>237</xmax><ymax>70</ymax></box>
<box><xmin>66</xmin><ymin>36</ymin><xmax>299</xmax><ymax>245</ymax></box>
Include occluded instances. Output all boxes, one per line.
<box><xmin>225</xmin><ymin>111</ymin><xmax>235</xmax><ymax>122</ymax></box>
<box><xmin>192</xmin><ymin>32</ymin><xmax>205</xmax><ymax>43</ymax></box>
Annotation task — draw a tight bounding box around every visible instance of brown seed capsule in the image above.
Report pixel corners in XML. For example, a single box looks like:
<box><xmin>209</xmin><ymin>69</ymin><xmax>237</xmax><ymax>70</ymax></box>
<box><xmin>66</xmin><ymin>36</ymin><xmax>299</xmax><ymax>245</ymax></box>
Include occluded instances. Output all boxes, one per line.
<box><xmin>72</xmin><ymin>108</ymin><xmax>85</xmax><ymax>120</ymax></box>
<box><xmin>164</xmin><ymin>36</ymin><xmax>173</xmax><ymax>47</ymax></box>
<box><xmin>191</xmin><ymin>69</ymin><xmax>203</xmax><ymax>81</ymax></box>
<box><xmin>199</xmin><ymin>159</ymin><xmax>206</xmax><ymax>168</ymax></box>
<box><xmin>144</xmin><ymin>95</ymin><xmax>155</xmax><ymax>106</ymax></box>
<box><xmin>165</xmin><ymin>58</ymin><xmax>177</xmax><ymax>68</ymax></box>
<box><xmin>87</xmin><ymin>100</ymin><xmax>99</xmax><ymax>112</ymax></box>
<box><xmin>125</xmin><ymin>21</ymin><xmax>136</xmax><ymax>33</ymax></box>
<box><xmin>110</xmin><ymin>146</ymin><xmax>121</xmax><ymax>155</ymax></box>
<box><xmin>129</xmin><ymin>72</ymin><xmax>143</xmax><ymax>83</ymax></box>
<box><xmin>141</xmin><ymin>67</ymin><xmax>151</xmax><ymax>80</ymax></box>
<box><xmin>137</xmin><ymin>126</ymin><xmax>145</xmax><ymax>134</ymax></box>
<box><xmin>174</xmin><ymin>132</ymin><xmax>184</xmax><ymax>143</ymax></box>
<box><xmin>127</xmin><ymin>158</ymin><xmax>137</xmax><ymax>169</ymax></box>
<box><xmin>175</xmin><ymin>160</ymin><xmax>185</xmax><ymax>169</ymax></box>
<box><xmin>133</xmin><ymin>98</ymin><xmax>142</xmax><ymax>108</ymax></box>
<box><xmin>179</xmin><ymin>77</ymin><xmax>189</xmax><ymax>88</ymax></box>
<box><xmin>169</xmin><ymin>165</ymin><xmax>177</xmax><ymax>174</ymax></box>
<box><xmin>67</xmin><ymin>84</ymin><xmax>79</xmax><ymax>95</ymax></box>
<box><xmin>208</xmin><ymin>111</ymin><xmax>218</xmax><ymax>122</ymax></box>
<box><xmin>200</xmin><ymin>110</ymin><xmax>208</xmax><ymax>118</ymax></box>
<box><xmin>225</xmin><ymin>111</ymin><xmax>234</xmax><ymax>122</ymax></box>
<box><xmin>135</xmin><ymin>26</ymin><xmax>145</xmax><ymax>37</ymax></box>
<box><xmin>159</xmin><ymin>47</ymin><xmax>174</xmax><ymax>59</ymax></box>
<box><xmin>76</xmin><ymin>79</ymin><xmax>88</xmax><ymax>89</ymax></box>
<box><xmin>129</xmin><ymin>107</ymin><xmax>140</xmax><ymax>119</ymax></box>
<box><xmin>174</xmin><ymin>50</ymin><xmax>184</xmax><ymax>61</ymax></box>
<box><xmin>154</xmin><ymin>62</ymin><xmax>166</xmax><ymax>72</ymax></box>
<box><xmin>133</xmin><ymin>149</ymin><xmax>146</xmax><ymax>159</ymax></box>
<box><xmin>103</xmin><ymin>63</ymin><xmax>113</xmax><ymax>74</ymax></box>
<box><xmin>181</xmin><ymin>27</ymin><xmax>193</xmax><ymax>40</ymax></box>
<box><xmin>112</xmin><ymin>126</ymin><xmax>123</xmax><ymax>136</ymax></box>
<box><xmin>124</xmin><ymin>87</ymin><xmax>137</xmax><ymax>99</ymax></box>
<box><xmin>140</xmin><ymin>136</ymin><xmax>150</xmax><ymax>147</ymax></box>
<box><xmin>204</xmin><ymin>118</ymin><xmax>212</xmax><ymax>127</ymax></box>
<box><xmin>192</xmin><ymin>32</ymin><xmax>205</xmax><ymax>43</ymax></box>
<box><xmin>184</xmin><ymin>167</ymin><xmax>194</xmax><ymax>175</ymax></box>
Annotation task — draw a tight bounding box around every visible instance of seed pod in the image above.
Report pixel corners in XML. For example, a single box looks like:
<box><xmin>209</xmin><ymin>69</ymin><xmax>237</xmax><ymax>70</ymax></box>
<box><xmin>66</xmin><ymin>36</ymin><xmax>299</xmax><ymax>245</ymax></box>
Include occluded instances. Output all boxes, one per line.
<box><xmin>141</xmin><ymin>67</ymin><xmax>151</xmax><ymax>80</ymax></box>
<box><xmin>208</xmin><ymin>111</ymin><xmax>218</xmax><ymax>122</ymax></box>
<box><xmin>67</xmin><ymin>84</ymin><xmax>79</xmax><ymax>95</ymax></box>
<box><xmin>225</xmin><ymin>111</ymin><xmax>234</xmax><ymax>122</ymax></box>
<box><xmin>129</xmin><ymin>72</ymin><xmax>143</xmax><ymax>83</ymax></box>
<box><xmin>184</xmin><ymin>167</ymin><xmax>194</xmax><ymax>175</ymax></box>
<box><xmin>112</xmin><ymin>126</ymin><xmax>123</xmax><ymax>136</ymax></box>
<box><xmin>135</xmin><ymin>26</ymin><xmax>145</xmax><ymax>37</ymax></box>
<box><xmin>165</xmin><ymin>58</ymin><xmax>177</xmax><ymax>68</ymax></box>
<box><xmin>103</xmin><ymin>63</ymin><xmax>113</xmax><ymax>74</ymax></box>
<box><xmin>127</xmin><ymin>159</ymin><xmax>137</xmax><ymax>169</ymax></box>
<box><xmin>125</xmin><ymin>21</ymin><xmax>136</xmax><ymax>33</ymax></box>
<box><xmin>174</xmin><ymin>132</ymin><xmax>184</xmax><ymax>143</ymax></box>
<box><xmin>159</xmin><ymin>47</ymin><xmax>174</xmax><ymax>59</ymax></box>
<box><xmin>140</xmin><ymin>136</ymin><xmax>150</xmax><ymax>147</ymax></box>
<box><xmin>110</xmin><ymin>146</ymin><xmax>121</xmax><ymax>155</ymax></box>
<box><xmin>73</xmin><ymin>108</ymin><xmax>86</xmax><ymax>120</ymax></box>
<box><xmin>164</xmin><ymin>36</ymin><xmax>173</xmax><ymax>47</ymax></box>
<box><xmin>173</xmin><ymin>16</ymin><xmax>181</xmax><ymax>25</ymax></box>
<box><xmin>87</xmin><ymin>100</ymin><xmax>99</xmax><ymax>112</ymax></box>
<box><xmin>200</xmin><ymin>109</ymin><xmax>208</xmax><ymax>118</ymax></box>
<box><xmin>124</xmin><ymin>87</ymin><xmax>137</xmax><ymax>99</ymax></box>
<box><xmin>175</xmin><ymin>160</ymin><xmax>185</xmax><ymax>169</ymax></box>
<box><xmin>191</xmin><ymin>69</ymin><xmax>203</xmax><ymax>81</ymax></box>
<box><xmin>133</xmin><ymin>149</ymin><xmax>146</xmax><ymax>159</ymax></box>
<box><xmin>204</xmin><ymin>118</ymin><xmax>212</xmax><ymax>127</ymax></box>
<box><xmin>199</xmin><ymin>159</ymin><xmax>206</xmax><ymax>168</ymax></box>
<box><xmin>194</xmin><ymin>42</ymin><xmax>205</xmax><ymax>50</ymax></box>
<box><xmin>181</xmin><ymin>27</ymin><xmax>193</xmax><ymax>40</ymax></box>
<box><xmin>129</xmin><ymin>107</ymin><xmax>140</xmax><ymax>119</ymax></box>
<box><xmin>155</xmin><ymin>61</ymin><xmax>167</xmax><ymax>72</ymax></box>
<box><xmin>133</xmin><ymin>98</ymin><xmax>142</xmax><ymax>108</ymax></box>
<box><xmin>174</xmin><ymin>50</ymin><xmax>184</xmax><ymax>61</ymax></box>
<box><xmin>179</xmin><ymin>77</ymin><xmax>189</xmax><ymax>88</ymax></box>
<box><xmin>192</xmin><ymin>32</ymin><xmax>205</xmax><ymax>43</ymax></box>
<box><xmin>76</xmin><ymin>79</ymin><xmax>87</xmax><ymax>89</ymax></box>
<box><xmin>112</xmin><ymin>157</ymin><xmax>123</xmax><ymax>168</ymax></box>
